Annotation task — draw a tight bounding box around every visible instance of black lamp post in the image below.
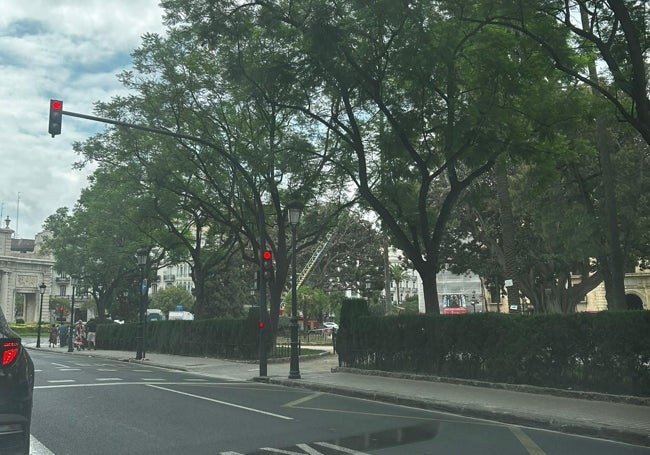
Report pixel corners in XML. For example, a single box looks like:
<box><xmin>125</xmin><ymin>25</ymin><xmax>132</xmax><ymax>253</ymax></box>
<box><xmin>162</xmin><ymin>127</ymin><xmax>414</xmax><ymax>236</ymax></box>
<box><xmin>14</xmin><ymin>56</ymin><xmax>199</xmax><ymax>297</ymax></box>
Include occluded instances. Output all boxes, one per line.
<box><xmin>135</xmin><ymin>248</ymin><xmax>148</xmax><ymax>360</ymax></box>
<box><xmin>36</xmin><ymin>283</ymin><xmax>47</xmax><ymax>348</ymax></box>
<box><xmin>67</xmin><ymin>274</ymin><xmax>79</xmax><ymax>352</ymax></box>
<box><xmin>287</xmin><ymin>201</ymin><xmax>303</xmax><ymax>379</ymax></box>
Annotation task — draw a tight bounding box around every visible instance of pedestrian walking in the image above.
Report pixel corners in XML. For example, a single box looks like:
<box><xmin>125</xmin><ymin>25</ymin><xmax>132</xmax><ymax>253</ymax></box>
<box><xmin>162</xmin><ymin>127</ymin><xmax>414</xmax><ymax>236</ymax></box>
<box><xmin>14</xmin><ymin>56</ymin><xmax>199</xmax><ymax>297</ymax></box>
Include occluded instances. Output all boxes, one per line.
<box><xmin>74</xmin><ymin>320</ymin><xmax>85</xmax><ymax>350</ymax></box>
<box><xmin>58</xmin><ymin>323</ymin><xmax>68</xmax><ymax>347</ymax></box>
<box><xmin>48</xmin><ymin>324</ymin><xmax>58</xmax><ymax>347</ymax></box>
<box><xmin>86</xmin><ymin>318</ymin><xmax>97</xmax><ymax>350</ymax></box>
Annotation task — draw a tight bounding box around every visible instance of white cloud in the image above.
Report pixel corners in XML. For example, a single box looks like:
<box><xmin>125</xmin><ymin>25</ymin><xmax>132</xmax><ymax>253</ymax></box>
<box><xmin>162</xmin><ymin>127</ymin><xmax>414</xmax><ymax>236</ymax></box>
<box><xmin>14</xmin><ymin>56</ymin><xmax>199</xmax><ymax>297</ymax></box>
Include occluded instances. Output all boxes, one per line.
<box><xmin>0</xmin><ymin>0</ymin><xmax>166</xmax><ymax>238</ymax></box>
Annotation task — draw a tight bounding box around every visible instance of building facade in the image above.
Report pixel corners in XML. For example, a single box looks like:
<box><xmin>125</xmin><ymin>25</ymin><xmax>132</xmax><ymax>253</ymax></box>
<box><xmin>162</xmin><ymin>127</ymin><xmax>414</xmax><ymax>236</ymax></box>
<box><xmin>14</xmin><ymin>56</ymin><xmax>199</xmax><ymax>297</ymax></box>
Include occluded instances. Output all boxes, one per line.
<box><xmin>0</xmin><ymin>218</ymin><xmax>54</xmax><ymax>323</ymax></box>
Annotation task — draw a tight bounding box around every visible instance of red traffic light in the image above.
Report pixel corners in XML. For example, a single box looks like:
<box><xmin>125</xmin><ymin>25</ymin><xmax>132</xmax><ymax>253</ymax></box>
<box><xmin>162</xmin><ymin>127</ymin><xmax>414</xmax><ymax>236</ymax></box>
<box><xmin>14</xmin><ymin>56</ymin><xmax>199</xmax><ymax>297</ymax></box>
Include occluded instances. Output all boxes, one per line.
<box><xmin>262</xmin><ymin>250</ymin><xmax>272</xmax><ymax>261</ymax></box>
<box><xmin>258</xmin><ymin>321</ymin><xmax>264</xmax><ymax>329</ymax></box>
<box><xmin>48</xmin><ymin>99</ymin><xmax>63</xmax><ymax>137</ymax></box>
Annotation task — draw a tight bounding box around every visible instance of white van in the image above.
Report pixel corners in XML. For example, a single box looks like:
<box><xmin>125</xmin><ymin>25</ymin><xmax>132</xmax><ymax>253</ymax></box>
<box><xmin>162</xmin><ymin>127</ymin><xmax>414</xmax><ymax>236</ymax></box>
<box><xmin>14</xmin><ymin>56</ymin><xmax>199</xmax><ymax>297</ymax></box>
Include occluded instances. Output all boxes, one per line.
<box><xmin>168</xmin><ymin>311</ymin><xmax>194</xmax><ymax>321</ymax></box>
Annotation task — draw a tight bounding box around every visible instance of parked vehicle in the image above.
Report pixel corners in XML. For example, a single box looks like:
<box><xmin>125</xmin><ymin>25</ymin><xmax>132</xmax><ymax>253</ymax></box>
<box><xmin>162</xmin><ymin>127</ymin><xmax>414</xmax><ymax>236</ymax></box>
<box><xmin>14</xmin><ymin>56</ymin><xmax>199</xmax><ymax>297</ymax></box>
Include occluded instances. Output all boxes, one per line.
<box><xmin>0</xmin><ymin>310</ymin><xmax>34</xmax><ymax>454</ymax></box>
<box><xmin>146</xmin><ymin>309</ymin><xmax>165</xmax><ymax>322</ymax></box>
<box><xmin>442</xmin><ymin>307</ymin><xmax>468</xmax><ymax>315</ymax></box>
<box><xmin>168</xmin><ymin>311</ymin><xmax>194</xmax><ymax>321</ymax></box>
<box><xmin>322</xmin><ymin>321</ymin><xmax>339</xmax><ymax>330</ymax></box>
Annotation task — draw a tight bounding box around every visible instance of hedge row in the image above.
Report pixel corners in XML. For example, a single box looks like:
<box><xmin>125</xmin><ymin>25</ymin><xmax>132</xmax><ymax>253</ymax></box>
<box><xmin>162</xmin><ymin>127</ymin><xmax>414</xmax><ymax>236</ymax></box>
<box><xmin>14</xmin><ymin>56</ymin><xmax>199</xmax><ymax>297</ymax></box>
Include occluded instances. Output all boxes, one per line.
<box><xmin>337</xmin><ymin>301</ymin><xmax>650</xmax><ymax>396</ymax></box>
<box><xmin>97</xmin><ymin>316</ymin><xmax>259</xmax><ymax>359</ymax></box>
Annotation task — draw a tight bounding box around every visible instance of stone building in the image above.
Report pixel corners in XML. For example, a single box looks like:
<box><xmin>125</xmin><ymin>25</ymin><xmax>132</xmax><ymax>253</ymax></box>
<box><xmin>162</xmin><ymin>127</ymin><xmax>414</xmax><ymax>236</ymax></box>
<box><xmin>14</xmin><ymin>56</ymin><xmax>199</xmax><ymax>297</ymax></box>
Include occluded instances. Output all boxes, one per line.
<box><xmin>0</xmin><ymin>218</ymin><xmax>54</xmax><ymax>323</ymax></box>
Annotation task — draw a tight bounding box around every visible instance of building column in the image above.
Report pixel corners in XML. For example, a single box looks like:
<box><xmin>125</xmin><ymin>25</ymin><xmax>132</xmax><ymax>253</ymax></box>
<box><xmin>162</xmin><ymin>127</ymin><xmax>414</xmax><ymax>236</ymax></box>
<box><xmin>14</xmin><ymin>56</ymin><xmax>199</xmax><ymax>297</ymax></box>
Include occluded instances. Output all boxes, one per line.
<box><xmin>0</xmin><ymin>271</ymin><xmax>8</xmax><ymax>320</ymax></box>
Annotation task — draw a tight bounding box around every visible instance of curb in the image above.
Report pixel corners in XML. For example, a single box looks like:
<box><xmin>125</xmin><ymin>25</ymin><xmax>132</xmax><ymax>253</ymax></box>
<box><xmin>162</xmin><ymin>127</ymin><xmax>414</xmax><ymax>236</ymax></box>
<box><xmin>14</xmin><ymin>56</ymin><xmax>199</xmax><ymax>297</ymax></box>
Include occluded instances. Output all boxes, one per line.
<box><xmin>266</xmin><ymin>377</ymin><xmax>650</xmax><ymax>448</ymax></box>
<box><xmin>334</xmin><ymin>367</ymin><xmax>650</xmax><ymax>406</ymax></box>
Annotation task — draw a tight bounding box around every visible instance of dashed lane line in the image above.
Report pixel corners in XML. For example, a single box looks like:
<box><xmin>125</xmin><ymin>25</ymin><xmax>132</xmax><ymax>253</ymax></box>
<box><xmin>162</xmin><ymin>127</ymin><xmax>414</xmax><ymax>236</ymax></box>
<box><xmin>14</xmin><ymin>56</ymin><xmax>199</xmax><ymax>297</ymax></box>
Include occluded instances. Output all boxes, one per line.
<box><xmin>510</xmin><ymin>426</ymin><xmax>547</xmax><ymax>455</ymax></box>
<box><xmin>283</xmin><ymin>392</ymin><xmax>324</xmax><ymax>408</ymax></box>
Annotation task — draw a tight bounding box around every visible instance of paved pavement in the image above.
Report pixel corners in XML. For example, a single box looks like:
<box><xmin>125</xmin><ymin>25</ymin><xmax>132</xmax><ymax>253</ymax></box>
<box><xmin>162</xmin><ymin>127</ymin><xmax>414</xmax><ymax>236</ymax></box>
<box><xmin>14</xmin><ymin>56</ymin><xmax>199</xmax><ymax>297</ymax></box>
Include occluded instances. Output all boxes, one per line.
<box><xmin>26</xmin><ymin>342</ymin><xmax>650</xmax><ymax>447</ymax></box>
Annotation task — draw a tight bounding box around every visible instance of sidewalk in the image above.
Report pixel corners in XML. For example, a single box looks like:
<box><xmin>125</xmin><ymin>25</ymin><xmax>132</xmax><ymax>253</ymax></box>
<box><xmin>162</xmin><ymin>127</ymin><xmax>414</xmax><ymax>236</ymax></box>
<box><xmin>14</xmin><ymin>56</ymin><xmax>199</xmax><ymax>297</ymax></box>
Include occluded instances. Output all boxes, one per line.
<box><xmin>27</xmin><ymin>343</ymin><xmax>650</xmax><ymax>447</ymax></box>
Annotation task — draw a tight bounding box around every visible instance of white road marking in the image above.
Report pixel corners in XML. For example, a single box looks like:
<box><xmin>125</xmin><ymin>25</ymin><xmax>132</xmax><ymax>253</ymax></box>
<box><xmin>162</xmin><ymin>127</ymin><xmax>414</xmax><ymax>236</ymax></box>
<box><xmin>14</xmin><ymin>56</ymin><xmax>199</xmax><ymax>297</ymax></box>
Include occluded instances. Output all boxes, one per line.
<box><xmin>260</xmin><ymin>448</ymin><xmax>323</xmax><ymax>454</ymax></box>
<box><xmin>97</xmin><ymin>368</ymin><xmax>118</xmax><ymax>372</ymax></box>
<box><xmin>184</xmin><ymin>378</ymin><xmax>209</xmax><ymax>382</ymax></box>
<box><xmin>315</xmin><ymin>442</ymin><xmax>369</xmax><ymax>454</ymax></box>
<box><xmin>47</xmin><ymin>379</ymin><xmax>75</xmax><ymax>383</ymax></box>
<box><xmin>141</xmin><ymin>378</ymin><xmax>166</xmax><ymax>381</ymax></box>
<box><xmin>30</xmin><ymin>435</ymin><xmax>55</xmax><ymax>454</ymax></box>
<box><xmin>147</xmin><ymin>384</ymin><xmax>294</xmax><ymax>420</ymax></box>
<box><xmin>96</xmin><ymin>378</ymin><xmax>122</xmax><ymax>381</ymax></box>
<box><xmin>58</xmin><ymin>368</ymin><xmax>81</xmax><ymax>371</ymax></box>
<box><xmin>35</xmin><ymin>381</ymin><xmax>241</xmax><ymax>390</ymax></box>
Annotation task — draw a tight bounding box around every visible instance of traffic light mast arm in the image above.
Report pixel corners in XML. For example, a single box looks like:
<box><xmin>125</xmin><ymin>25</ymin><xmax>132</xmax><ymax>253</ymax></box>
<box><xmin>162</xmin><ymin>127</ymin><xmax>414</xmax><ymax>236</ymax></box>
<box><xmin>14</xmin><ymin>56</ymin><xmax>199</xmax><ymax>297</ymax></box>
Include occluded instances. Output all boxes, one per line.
<box><xmin>61</xmin><ymin>109</ymin><xmax>208</xmax><ymax>144</ymax></box>
<box><xmin>54</xmin><ymin>102</ymin><xmax>271</xmax><ymax>376</ymax></box>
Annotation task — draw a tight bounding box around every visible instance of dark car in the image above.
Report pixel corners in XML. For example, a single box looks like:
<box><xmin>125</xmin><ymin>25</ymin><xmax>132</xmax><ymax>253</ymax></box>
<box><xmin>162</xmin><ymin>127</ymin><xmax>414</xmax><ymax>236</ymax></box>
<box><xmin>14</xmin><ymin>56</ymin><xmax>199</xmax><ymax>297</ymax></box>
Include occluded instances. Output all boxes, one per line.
<box><xmin>0</xmin><ymin>312</ymin><xmax>34</xmax><ymax>454</ymax></box>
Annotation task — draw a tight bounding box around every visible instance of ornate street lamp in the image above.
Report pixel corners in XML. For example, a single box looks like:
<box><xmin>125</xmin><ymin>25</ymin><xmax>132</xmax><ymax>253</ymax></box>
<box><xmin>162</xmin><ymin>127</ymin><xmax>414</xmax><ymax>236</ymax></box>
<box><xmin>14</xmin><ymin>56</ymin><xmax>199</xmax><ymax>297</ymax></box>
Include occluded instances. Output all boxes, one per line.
<box><xmin>67</xmin><ymin>274</ymin><xmax>79</xmax><ymax>352</ymax></box>
<box><xmin>36</xmin><ymin>283</ymin><xmax>47</xmax><ymax>348</ymax></box>
<box><xmin>287</xmin><ymin>200</ymin><xmax>303</xmax><ymax>379</ymax></box>
<box><xmin>135</xmin><ymin>248</ymin><xmax>149</xmax><ymax>360</ymax></box>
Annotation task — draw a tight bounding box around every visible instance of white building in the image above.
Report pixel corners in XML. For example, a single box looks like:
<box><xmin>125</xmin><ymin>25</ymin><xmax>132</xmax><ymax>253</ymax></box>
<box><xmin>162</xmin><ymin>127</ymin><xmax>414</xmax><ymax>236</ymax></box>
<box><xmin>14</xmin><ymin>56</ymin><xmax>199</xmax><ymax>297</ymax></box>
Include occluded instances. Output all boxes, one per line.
<box><xmin>0</xmin><ymin>218</ymin><xmax>54</xmax><ymax>323</ymax></box>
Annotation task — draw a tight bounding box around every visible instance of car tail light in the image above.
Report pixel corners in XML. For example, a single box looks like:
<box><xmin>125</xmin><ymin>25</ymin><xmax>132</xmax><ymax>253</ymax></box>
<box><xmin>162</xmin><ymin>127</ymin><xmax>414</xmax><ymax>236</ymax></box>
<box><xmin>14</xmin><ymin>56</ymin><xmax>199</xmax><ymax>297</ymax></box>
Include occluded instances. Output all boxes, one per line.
<box><xmin>1</xmin><ymin>340</ymin><xmax>20</xmax><ymax>367</ymax></box>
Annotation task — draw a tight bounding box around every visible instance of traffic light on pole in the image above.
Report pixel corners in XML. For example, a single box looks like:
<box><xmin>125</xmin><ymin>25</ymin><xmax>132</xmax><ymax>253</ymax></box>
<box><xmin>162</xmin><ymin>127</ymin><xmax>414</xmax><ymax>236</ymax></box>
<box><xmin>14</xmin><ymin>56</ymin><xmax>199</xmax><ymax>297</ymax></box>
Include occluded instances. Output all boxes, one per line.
<box><xmin>262</xmin><ymin>249</ymin><xmax>274</xmax><ymax>281</ymax></box>
<box><xmin>48</xmin><ymin>99</ymin><xmax>63</xmax><ymax>137</ymax></box>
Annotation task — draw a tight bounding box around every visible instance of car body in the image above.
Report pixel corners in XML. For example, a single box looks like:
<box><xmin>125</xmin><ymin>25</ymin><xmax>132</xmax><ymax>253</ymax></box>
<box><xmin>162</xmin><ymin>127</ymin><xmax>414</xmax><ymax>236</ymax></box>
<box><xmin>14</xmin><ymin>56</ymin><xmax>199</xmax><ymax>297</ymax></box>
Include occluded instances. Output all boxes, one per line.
<box><xmin>0</xmin><ymin>313</ymin><xmax>34</xmax><ymax>454</ymax></box>
<box><xmin>322</xmin><ymin>321</ymin><xmax>339</xmax><ymax>330</ymax></box>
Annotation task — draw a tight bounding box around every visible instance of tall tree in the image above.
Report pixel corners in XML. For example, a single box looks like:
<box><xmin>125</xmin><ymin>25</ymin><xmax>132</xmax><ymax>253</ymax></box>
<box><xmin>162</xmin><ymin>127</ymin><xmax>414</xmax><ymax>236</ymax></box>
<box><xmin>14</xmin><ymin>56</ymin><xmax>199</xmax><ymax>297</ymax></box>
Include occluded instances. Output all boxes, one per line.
<box><xmin>42</xmin><ymin>168</ymin><xmax>163</xmax><ymax>318</ymax></box>
<box><xmin>160</xmin><ymin>0</ymin><xmax>563</xmax><ymax>314</ymax></box>
<box><xmin>75</xmin><ymin>27</ymin><xmax>346</xmax><ymax>333</ymax></box>
<box><xmin>460</xmin><ymin>0</ymin><xmax>649</xmax><ymax>310</ymax></box>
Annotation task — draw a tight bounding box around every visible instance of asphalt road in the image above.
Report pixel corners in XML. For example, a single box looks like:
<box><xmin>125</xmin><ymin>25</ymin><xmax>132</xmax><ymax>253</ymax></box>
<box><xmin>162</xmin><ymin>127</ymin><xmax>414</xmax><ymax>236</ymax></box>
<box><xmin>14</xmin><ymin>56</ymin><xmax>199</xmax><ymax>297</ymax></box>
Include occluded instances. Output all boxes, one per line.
<box><xmin>29</xmin><ymin>349</ymin><xmax>650</xmax><ymax>455</ymax></box>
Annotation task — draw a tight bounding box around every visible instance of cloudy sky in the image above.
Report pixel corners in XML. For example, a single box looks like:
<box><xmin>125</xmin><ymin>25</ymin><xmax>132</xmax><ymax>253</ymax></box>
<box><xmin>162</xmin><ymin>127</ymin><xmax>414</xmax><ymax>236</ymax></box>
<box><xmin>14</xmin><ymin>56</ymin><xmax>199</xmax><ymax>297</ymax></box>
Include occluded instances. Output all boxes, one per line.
<box><xmin>0</xmin><ymin>1</ymin><xmax>166</xmax><ymax>239</ymax></box>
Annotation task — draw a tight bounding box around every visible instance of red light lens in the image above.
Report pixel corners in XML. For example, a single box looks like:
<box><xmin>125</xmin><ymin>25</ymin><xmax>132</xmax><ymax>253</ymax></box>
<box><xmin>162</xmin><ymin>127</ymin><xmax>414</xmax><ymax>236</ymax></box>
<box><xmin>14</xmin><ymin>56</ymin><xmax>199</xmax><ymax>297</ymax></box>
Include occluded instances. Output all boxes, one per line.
<box><xmin>262</xmin><ymin>250</ymin><xmax>272</xmax><ymax>260</ymax></box>
<box><xmin>2</xmin><ymin>341</ymin><xmax>19</xmax><ymax>366</ymax></box>
<box><xmin>51</xmin><ymin>100</ymin><xmax>62</xmax><ymax>110</ymax></box>
<box><xmin>258</xmin><ymin>321</ymin><xmax>264</xmax><ymax>329</ymax></box>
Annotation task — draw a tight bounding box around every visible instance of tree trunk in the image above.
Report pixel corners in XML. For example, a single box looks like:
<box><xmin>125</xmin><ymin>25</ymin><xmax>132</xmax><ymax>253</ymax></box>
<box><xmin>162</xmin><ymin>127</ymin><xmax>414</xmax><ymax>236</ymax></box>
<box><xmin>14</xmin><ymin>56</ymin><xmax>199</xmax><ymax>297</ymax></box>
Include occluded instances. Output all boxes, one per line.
<box><xmin>420</xmin><ymin>266</ymin><xmax>439</xmax><ymax>314</ymax></box>
<box><xmin>580</xmin><ymin>7</ymin><xmax>626</xmax><ymax>311</ymax></box>
<box><xmin>494</xmin><ymin>156</ymin><xmax>521</xmax><ymax>312</ymax></box>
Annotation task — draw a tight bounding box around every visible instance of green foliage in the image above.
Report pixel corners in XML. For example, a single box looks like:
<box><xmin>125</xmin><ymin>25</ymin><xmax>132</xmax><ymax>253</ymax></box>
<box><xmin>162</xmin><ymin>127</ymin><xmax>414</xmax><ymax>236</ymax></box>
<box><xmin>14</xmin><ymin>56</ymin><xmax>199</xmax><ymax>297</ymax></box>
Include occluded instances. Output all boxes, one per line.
<box><xmin>339</xmin><ymin>298</ymin><xmax>370</xmax><ymax>329</ymax></box>
<box><xmin>149</xmin><ymin>286</ymin><xmax>194</xmax><ymax>315</ymax></box>
<box><xmin>337</xmin><ymin>311</ymin><xmax>650</xmax><ymax>396</ymax></box>
<box><xmin>10</xmin><ymin>323</ymin><xmax>38</xmax><ymax>335</ymax></box>
<box><xmin>97</xmin><ymin>317</ymin><xmax>259</xmax><ymax>359</ymax></box>
<box><xmin>293</xmin><ymin>286</ymin><xmax>331</xmax><ymax>322</ymax></box>
<box><xmin>399</xmin><ymin>295</ymin><xmax>420</xmax><ymax>314</ymax></box>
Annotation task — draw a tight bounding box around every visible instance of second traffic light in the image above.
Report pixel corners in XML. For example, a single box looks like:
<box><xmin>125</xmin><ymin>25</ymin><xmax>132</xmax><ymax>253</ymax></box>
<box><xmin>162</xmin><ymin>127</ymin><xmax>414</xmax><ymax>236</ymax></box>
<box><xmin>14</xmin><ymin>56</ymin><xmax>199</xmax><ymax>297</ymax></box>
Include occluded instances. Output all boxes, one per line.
<box><xmin>48</xmin><ymin>99</ymin><xmax>63</xmax><ymax>137</ymax></box>
<box><xmin>262</xmin><ymin>250</ymin><xmax>274</xmax><ymax>281</ymax></box>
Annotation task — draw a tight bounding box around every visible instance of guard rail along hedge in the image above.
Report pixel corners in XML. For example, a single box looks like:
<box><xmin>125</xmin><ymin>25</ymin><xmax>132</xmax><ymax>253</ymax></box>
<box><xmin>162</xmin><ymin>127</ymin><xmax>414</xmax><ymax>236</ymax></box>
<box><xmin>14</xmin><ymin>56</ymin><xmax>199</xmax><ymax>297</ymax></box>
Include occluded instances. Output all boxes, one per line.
<box><xmin>336</xmin><ymin>300</ymin><xmax>650</xmax><ymax>397</ymax></box>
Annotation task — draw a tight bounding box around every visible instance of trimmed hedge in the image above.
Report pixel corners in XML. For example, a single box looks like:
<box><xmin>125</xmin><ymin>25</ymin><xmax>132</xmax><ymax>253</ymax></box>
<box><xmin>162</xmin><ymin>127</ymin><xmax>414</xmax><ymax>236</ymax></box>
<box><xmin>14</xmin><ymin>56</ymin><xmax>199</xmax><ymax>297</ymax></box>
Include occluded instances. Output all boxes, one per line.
<box><xmin>337</xmin><ymin>310</ymin><xmax>650</xmax><ymax>396</ymax></box>
<box><xmin>97</xmin><ymin>316</ymin><xmax>259</xmax><ymax>360</ymax></box>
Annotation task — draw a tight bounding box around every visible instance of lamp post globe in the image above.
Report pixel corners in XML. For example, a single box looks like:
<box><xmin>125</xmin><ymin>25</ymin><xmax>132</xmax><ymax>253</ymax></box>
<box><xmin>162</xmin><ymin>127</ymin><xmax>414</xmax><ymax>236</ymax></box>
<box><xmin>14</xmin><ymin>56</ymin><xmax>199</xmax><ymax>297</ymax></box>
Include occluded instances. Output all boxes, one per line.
<box><xmin>36</xmin><ymin>283</ymin><xmax>47</xmax><ymax>348</ymax></box>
